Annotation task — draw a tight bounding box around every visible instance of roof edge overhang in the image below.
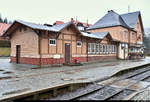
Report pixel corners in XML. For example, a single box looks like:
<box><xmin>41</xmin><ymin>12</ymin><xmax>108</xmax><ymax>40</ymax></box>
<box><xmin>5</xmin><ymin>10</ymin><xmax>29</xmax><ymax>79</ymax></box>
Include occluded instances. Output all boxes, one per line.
<box><xmin>87</xmin><ymin>25</ymin><xmax>136</xmax><ymax>32</ymax></box>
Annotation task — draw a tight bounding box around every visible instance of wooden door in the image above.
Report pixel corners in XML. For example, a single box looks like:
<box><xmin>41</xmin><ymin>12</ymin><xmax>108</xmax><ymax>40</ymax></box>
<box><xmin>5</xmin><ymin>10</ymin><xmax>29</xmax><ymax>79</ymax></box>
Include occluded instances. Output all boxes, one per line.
<box><xmin>16</xmin><ymin>45</ymin><xmax>21</xmax><ymax>64</ymax></box>
<box><xmin>65</xmin><ymin>43</ymin><xmax>70</xmax><ymax>63</ymax></box>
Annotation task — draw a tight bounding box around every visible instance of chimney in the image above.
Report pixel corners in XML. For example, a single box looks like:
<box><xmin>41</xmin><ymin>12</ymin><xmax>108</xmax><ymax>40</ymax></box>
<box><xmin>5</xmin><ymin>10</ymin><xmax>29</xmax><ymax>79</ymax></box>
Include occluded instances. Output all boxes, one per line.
<box><xmin>108</xmin><ymin>10</ymin><xmax>114</xmax><ymax>13</ymax></box>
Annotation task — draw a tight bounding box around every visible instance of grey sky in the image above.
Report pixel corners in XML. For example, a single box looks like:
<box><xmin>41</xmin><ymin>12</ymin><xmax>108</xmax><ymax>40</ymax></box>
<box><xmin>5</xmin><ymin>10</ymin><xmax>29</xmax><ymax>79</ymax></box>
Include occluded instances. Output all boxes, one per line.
<box><xmin>0</xmin><ymin>0</ymin><xmax>150</xmax><ymax>28</ymax></box>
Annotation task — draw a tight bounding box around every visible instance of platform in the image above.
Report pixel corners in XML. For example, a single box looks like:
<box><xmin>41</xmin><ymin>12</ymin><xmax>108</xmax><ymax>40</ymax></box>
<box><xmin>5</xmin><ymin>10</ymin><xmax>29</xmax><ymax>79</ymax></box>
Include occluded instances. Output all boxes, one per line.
<box><xmin>0</xmin><ymin>57</ymin><xmax>150</xmax><ymax>100</ymax></box>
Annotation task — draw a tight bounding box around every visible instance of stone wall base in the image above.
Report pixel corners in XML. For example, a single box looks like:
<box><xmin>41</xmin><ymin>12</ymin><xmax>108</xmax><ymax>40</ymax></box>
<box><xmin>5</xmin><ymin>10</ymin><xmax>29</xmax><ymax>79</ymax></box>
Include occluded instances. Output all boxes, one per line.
<box><xmin>10</xmin><ymin>56</ymin><xmax>117</xmax><ymax>65</ymax></box>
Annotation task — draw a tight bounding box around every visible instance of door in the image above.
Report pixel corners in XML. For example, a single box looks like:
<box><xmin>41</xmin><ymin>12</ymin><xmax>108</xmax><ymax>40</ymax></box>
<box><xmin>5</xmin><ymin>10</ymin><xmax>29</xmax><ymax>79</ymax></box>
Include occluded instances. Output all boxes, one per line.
<box><xmin>65</xmin><ymin>43</ymin><xmax>70</xmax><ymax>64</ymax></box>
<box><xmin>16</xmin><ymin>45</ymin><xmax>21</xmax><ymax>64</ymax></box>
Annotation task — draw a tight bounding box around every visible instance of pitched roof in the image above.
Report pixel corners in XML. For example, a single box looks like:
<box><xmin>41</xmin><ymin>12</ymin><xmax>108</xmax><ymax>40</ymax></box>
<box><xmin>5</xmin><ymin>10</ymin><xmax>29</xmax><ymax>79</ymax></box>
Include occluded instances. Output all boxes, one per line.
<box><xmin>3</xmin><ymin>19</ymin><xmax>115</xmax><ymax>41</ymax></box>
<box><xmin>16</xmin><ymin>20</ymin><xmax>72</xmax><ymax>32</ymax></box>
<box><xmin>0</xmin><ymin>23</ymin><xmax>11</xmax><ymax>36</ymax></box>
<box><xmin>121</xmin><ymin>11</ymin><xmax>140</xmax><ymax>28</ymax></box>
<box><xmin>81</xmin><ymin>31</ymin><xmax>110</xmax><ymax>40</ymax></box>
<box><xmin>3</xmin><ymin>20</ymin><xmax>73</xmax><ymax>37</ymax></box>
<box><xmin>88</xmin><ymin>10</ymin><xmax>140</xmax><ymax>30</ymax></box>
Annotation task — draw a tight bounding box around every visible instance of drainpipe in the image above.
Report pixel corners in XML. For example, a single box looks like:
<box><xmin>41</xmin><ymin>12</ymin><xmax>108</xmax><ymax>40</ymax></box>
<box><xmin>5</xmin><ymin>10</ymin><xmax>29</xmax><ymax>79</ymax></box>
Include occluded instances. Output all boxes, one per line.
<box><xmin>124</xmin><ymin>45</ymin><xmax>125</xmax><ymax>60</ymax></box>
<box><xmin>86</xmin><ymin>38</ymin><xmax>88</xmax><ymax>62</ymax></box>
<box><xmin>39</xmin><ymin>35</ymin><xmax>42</xmax><ymax>67</ymax></box>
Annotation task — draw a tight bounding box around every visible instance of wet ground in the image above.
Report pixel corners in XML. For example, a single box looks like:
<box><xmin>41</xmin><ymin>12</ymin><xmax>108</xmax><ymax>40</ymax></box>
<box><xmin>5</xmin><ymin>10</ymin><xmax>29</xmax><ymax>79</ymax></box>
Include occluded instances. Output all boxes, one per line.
<box><xmin>0</xmin><ymin>57</ymin><xmax>150</xmax><ymax>100</ymax></box>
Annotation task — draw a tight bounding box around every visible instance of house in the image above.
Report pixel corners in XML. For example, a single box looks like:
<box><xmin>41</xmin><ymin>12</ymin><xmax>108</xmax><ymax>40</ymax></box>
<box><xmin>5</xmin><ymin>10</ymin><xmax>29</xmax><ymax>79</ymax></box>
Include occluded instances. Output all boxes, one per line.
<box><xmin>0</xmin><ymin>23</ymin><xmax>11</xmax><ymax>40</ymax></box>
<box><xmin>54</xmin><ymin>18</ymin><xmax>92</xmax><ymax>32</ymax></box>
<box><xmin>3</xmin><ymin>20</ymin><xmax>118</xmax><ymax>65</ymax></box>
<box><xmin>87</xmin><ymin>10</ymin><xmax>144</xmax><ymax>59</ymax></box>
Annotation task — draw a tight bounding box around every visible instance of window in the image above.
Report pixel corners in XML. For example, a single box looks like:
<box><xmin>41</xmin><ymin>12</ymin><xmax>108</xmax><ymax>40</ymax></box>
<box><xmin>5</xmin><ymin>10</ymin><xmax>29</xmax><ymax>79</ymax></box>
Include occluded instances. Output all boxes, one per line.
<box><xmin>96</xmin><ymin>44</ymin><xmax>99</xmax><ymax>53</ymax></box>
<box><xmin>88</xmin><ymin>43</ymin><xmax>91</xmax><ymax>54</ymax></box>
<box><xmin>103</xmin><ymin>45</ymin><xmax>106</xmax><ymax>54</ymax></box>
<box><xmin>109</xmin><ymin>45</ymin><xmax>112</xmax><ymax>53</ymax></box>
<box><xmin>91</xmin><ymin>43</ymin><xmax>95</xmax><ymax>53</ymax></box>
<box><xmin>77</xmin><ymin>41</ymin><xmax>82</xmax><ymax>47</ymax></box>
<box><xmin>112</xmin><ymin>45</ymin><xmax>116</xmax><ymax>53</ymax></box>
<box><xmin>106</xmin><ymin>45</ymin><xmax>108</xmax><ymax>54</ymax></box>
<box><xmin>99</xmin><ymin>44</ymin><xmax>103</xmax><ymax>54</ymax></box>
<box><xmin>49</xmin><ymin>39</ymin><xmax>56</xmax><ymax>46</ymax></box>
<box><xmin>78</xmin><ymin>26</ymin><xmax>84</xmax><ymax>31</ymax></box>
<box><xmin>114</xmin><ymin>45</ymin><xmax>117</xmax><ymax>53</ymax></box>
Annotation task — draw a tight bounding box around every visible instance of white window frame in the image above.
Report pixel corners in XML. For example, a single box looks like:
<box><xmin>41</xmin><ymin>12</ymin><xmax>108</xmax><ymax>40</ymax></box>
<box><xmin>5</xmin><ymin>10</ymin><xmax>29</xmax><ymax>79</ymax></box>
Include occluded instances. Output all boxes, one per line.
<box><xmin>77</xmin><ymin>41</ymin><xmax>82</xmax><ymax>47</ymax></box>
<box><xmin>99</xmin><ymin>44</ymin><xmax>103</xmax><ymax>54</ymax></box>
<box><xmin>109</xmin><ymin>45</ymin><xmax>111</xmax><ymax>54</ymax></box>
<box><xmin>96</xmin><ymin>44</ymin><xmax>99</xmax><ymax>54</ymax></box>
<box><xmin>103</xmin><ymin>45</ymin><xmax>106</xmax><ymax>54</ymax></box>
<box><xmin>106</xmin><ymin>45</ymin><xmax>108</xmax><ymax>54</ymax></box>
<box><xmin>112</xmin><ymin>45</ymin><xmax>115</xmax><ymax>53</ymax></box>
<box><xmin>49</xmin><ymin>39</ymin><xmax>56</xmax><ymax>46</ymax></box>
<box><xmin>88</xmin><ymin>43</ymin><xmax>91</xmax><ymax>54</ymax></box>
<box><xmin>114</xmin><ymin>45</ymin><xmax>117</xmax><ymax>53</ymax></box>
<box><xmin>91</xmin><ymin>43</ymin><xmax>94</xmax><ymax>54</ymax></box>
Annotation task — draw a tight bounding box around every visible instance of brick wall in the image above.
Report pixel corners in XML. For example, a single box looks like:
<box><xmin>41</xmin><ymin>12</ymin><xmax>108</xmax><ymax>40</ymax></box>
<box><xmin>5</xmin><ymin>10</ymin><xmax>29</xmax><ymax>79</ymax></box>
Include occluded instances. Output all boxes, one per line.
<box><xmin>11</xmin><ymin>56</ymin><xmax>116</xmax><ymax>65</ymax></box>
<box><xmin>11</xmin><ymin>56</ymin><xmax>40</xmax><ymax>65</ymax></box>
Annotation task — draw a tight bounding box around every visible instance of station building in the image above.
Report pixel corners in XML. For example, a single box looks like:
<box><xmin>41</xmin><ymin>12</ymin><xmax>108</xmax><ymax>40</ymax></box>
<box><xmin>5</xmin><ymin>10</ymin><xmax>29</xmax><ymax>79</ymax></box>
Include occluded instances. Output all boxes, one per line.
<box><xmin>2</xmin><ymin>10</ymin><xmax>144</xmax><ymax>65</ymax></box>
<box><xmin>3</xmin><ymin>20</ymin><xmax>118</xmax><ymax>65</ymax></box>
<box><xmin>88</xmin><ymin>10</ymin><xmax>144</xmax><ymax>59</ymax></box>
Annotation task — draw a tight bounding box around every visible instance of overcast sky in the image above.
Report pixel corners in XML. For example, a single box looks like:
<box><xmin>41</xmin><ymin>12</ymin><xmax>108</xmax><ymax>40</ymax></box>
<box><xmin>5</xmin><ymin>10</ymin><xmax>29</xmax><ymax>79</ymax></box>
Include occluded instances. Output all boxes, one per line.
<box><xmin>0</xmin><ymin>0</ymin><xmax>150</xmax><ymax>28</ymax></box>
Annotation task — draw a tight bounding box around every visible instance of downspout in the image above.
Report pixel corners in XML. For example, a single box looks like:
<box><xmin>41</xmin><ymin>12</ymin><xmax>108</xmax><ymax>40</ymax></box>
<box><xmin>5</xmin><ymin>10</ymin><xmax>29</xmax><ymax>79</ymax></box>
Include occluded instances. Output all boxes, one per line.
<box><xmin>86</xmin><ymin>38</ymin><xmax>88</xmax><ymax>62</ymax></box>
<box><xmin>39</xmin><ymin>34</ymin><xmax>42</xmax><ymax>67</ymax></box>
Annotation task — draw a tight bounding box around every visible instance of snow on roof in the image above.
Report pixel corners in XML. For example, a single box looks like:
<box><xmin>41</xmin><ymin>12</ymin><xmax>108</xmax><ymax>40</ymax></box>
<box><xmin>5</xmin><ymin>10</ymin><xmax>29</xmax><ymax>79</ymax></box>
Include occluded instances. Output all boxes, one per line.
<box><xmin>81</xmin><ymin>31</ymin><xmax>109</xmax><ymax>39</ymax></box>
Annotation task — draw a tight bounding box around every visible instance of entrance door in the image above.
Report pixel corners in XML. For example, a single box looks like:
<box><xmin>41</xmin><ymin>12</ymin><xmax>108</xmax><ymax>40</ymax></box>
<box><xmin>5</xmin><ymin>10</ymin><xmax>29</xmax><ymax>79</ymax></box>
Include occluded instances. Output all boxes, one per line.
<box><xmin>16</xmin><ymin>45</ymin><xmax>21</xmax><ymax>64</ymax></box>
<box><xmin>65</xmin><ymin>43</ymin><xmax>70</xmax><ymax>64</ymax></box>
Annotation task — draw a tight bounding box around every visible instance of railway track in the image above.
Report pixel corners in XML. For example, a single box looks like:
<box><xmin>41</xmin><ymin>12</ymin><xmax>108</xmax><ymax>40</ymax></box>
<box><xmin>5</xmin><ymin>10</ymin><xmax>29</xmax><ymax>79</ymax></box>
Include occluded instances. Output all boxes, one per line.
<box><xmin>49</xmin><ymin>66</ymin><xmax>150</xmax><ymax>100</ymax></box>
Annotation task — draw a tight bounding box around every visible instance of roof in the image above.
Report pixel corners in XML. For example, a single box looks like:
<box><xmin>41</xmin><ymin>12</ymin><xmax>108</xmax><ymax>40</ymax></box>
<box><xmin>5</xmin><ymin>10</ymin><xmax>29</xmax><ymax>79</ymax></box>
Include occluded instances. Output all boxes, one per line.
<box><xmin>3</xmin><ymin>20</ymin><xmax>73</xmax><ymax>36</ymax></box>
<box><xmin>81</xmin><ymin>31</ymin><xmax>110</xmax><ymax>40</ymax></box>
<box><xmin>3</xmin><ymin>19</ymin><xmax>115</xmax><ymax>41</ymax></box>
<box><xmin>121</xmin><ymin>11</ymin><xmax>140</xmax><ymax>28</ymax></box>
<box><xmin>88</xmin><ymin>10</ymin><xmax>140</xmax><ymax>30</ymax></box>
<box><xmin>0</xmin><ymin>23</ymin><xmax>11</xmax><ymax>36</ymax></box>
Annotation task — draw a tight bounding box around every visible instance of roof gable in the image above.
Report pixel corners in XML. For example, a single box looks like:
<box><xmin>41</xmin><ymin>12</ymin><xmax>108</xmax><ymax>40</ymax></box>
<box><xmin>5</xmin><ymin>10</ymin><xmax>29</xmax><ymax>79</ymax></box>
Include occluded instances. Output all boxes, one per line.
<box><xmin>3</xmin><ymin>20</ymin><xmax>73</xmax><ymax>37</ymax></box>
<box><xmin>121</xmin><ymin>11</ymin><xmax>140</xmax><ymax>28</ymax></box>
<box><xmin>88</xmin><ymin>10</ymin><xmax>130</xmax><ymax>30</ymax></box>
<box><xmin>3</xmin><ymin>19</ymin><xmax>116</xmax><ymax>41</ymax></box>
<box><xmin>88</xmin><ymin>10</ymin><xmax>142</xmax><ymax>31</ymax></box>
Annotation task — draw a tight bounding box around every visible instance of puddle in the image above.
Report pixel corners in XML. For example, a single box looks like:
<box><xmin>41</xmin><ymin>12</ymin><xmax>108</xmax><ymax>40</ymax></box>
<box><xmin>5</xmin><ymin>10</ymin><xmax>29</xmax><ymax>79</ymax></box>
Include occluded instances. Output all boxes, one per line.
<box><xmin>77</xmin><ymin>78</ymin><xmax>88</xmax><ymax>80</ymax></box>
<box><xmin>102</xmin><ymin>63</ymin><xmax>117</xmax><ymax>67</ymax></box>
<box><xmin>0</xmin><ymin>69</ymin><xmax>4</xmax><ymax>71</ymax></box>
<box><xmin>3</xmin><ymin>71</ymin><xmax>14</xmax><ymax>74</ymax></box>
<box><xmin>61</xmin><ymin>78</ymin><xmax>73</xmax><ymax>81</ymax></box>
<box><xmin>64</xmin><ymin>71</ymin><xmax>75</xmax><ymax>74</ymax></box>
<box><xmin>2</xmin><ymin>88</ymin><xmax>30</xmax><ymax>95</ymax></box>
<box><xmin>0</xmin><ymin>76</ymin><xmax>13</xmax><ymax>80</ymax></box>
